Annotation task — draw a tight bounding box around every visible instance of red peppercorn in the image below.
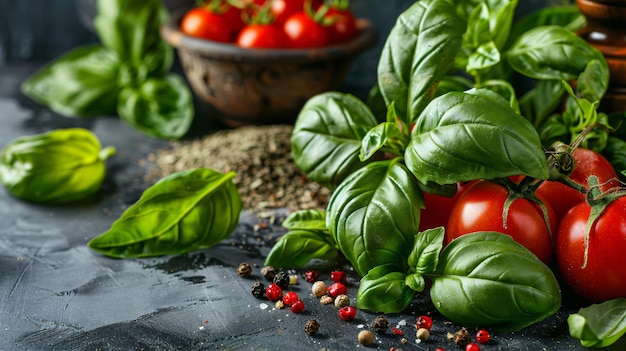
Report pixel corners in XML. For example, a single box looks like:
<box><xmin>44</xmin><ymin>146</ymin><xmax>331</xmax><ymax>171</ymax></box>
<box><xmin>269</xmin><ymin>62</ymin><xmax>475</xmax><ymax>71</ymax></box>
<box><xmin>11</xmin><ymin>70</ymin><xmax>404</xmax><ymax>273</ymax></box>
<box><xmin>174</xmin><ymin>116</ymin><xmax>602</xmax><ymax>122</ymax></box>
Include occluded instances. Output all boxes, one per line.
<box><xmin>283</xmin><ymin>291</ymin><xmax>299</xmax><ymax>306</ymax></box>
<box><xmin>338</xmin><ymin>306</ymin><xmax>357</xmax><ymax>320</ymax></box>
<box><xmin>415</xmin><ymin>315</ymin><xmax>433</xmax><ymax>330</ymax></box>
<box><xmin>476</xmin><ymin>329</ymin><xmax>491</xmax><ymax>344</ymax></box>
<box><xmin>435</xmin><ymin>348</ymin><xmax>446</xmax><ymax>351</ymax></box>
<box><xmin>290</xmin><ymin>300</ymin><xmax>305</xmax><ymax>313</ymax></box>
<box><xmin>465</xmin><ymin>342</ymin><xmax>481</xmax><ymax>351</ymax></box>
<box><xmin>303</xmin><ymin>269</ymin><xmax>319</xmax><ymax>283</ymax></box>
<box><xmin>330</xmin><ymin>270</ymin><xmax>347</xmax><ymax>284</ymax></box>
<box><xmin>265</xmin><ymin>283</ymin><xmax>283</xmax><ymax>301</ymax></box>
<box><xmin>391</xmin><ymin>326</ymin><xmax>403</xmax><ymax>335</ymax></box>
<box><xmin>327</xmin><ymin>282</ymin><xmax>348</xmax><ymax>298</ymax></box>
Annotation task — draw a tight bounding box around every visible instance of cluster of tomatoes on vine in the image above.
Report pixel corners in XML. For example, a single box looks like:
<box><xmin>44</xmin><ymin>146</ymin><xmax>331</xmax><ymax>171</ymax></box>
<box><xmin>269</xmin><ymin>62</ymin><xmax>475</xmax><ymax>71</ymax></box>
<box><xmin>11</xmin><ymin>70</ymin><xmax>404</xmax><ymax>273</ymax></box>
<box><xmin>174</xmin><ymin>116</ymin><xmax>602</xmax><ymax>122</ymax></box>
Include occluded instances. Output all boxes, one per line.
<box><xmin>180</xmin><ymin>0</ymin><xmax>359</xmax><ymax>49</ymax></box>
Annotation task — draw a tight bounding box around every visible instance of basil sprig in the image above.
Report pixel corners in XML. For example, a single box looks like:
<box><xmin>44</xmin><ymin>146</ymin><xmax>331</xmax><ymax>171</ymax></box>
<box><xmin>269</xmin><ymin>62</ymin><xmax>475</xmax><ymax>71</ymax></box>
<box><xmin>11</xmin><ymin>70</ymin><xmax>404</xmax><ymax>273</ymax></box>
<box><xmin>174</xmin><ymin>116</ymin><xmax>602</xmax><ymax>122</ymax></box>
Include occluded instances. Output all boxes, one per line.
<box><xmin>568</xmin><ymin>298</ymin><xmax>626</xmax><ymax>348</ymax></box>
<box><xmin>21</xmin><ymin>0</ymin><xmax>193</xmax><ymax>139</ymax></box>
<box><xmin>88</xmin><ymin>168</ymin><xmax>242</xmax><ymax>258</ymax></box>
<box><xmin>0</xmin><ymin>128</ymin><xmax>115</xmax><ymax>204</ymax></box>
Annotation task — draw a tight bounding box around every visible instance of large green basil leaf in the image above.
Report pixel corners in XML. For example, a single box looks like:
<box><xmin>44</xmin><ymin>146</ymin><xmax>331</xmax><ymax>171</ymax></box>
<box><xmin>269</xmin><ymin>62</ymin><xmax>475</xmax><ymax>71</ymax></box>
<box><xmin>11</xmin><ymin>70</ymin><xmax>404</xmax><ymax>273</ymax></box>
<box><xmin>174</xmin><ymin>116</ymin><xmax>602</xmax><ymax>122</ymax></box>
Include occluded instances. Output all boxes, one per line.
<box><xmin>357</xmin><ymin>264</ymin><xmax>416</xmax><ymax>313</ymax></box>
<box><xmin>0</xmin><ymin>128</ymin><xmax>115</xmax><ymax>204</ymax></box>
<box><xmin>95</xmin><ymin>0</ymin><xmax>169</xmax><ymax>67</ymax></box>
<box><xmin>281</xmin><ymin>209</ymin><xmax>327</xmax><ymax>232</ymax></box>
<box><xmin>405</xmin><ymin>89</ymin><xmax>548</xmax><ymax>184</ymax></box>
<box><xmin>427</xmin><ymin>232</ymin><xmax>561</xmax><ymax>332</ymax></box>
<box><xmin>118</xmin><ymin>74</ymin><xmax>194</xmax><ymax>139</ymax></box>
<box><xmin>506</xmin><ymin>25</ymin><xmax>605</xmax><ymax>80</ymax></box>
<box><xmin>326</xmin><ymin>159</ymin><xmax>424</xmax><ymax>276</ymax></box>
<box><xmin>264</xmin><ymin>229</ymin><xmax>338</xmax><ymax>268</ymax></box>
<box><xmin>20</xmin><ymin>45</ymin><xmax>120</xmax><ymax>117</ymax></box>
<box><xmin>88</xmin><ymin>168</ymin><xmax>242</xmax><ymax>258</ymax></box>
<box><xmin>507</xmin><ymin>5</ymin><xmax>583</xmax><ymax>48</ymax></box>
<box><xmin>291</xmin><ymin>92</ymin><xmax>380</xmax><ymax>188</ymax></box>
<box><xmin>377</xmin><ymin>0</ymin><xmax>465</xmax><ymax>124</ymax></box>
<box><xmin>568</xmin><ymin>298</ymin><xmax>626</xmax><ymax>348</ymax></box>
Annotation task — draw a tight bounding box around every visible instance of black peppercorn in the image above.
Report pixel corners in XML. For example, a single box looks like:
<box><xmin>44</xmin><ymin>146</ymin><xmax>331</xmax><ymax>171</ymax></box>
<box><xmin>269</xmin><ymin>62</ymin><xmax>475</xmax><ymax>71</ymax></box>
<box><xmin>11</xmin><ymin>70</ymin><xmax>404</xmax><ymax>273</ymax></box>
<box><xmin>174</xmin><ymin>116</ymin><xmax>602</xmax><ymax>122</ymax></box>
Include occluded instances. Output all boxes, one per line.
<box><xmin>251</xmin><ymin>281</ymin><xmax>265</xmax><ymax>298</ymax></box>
<box><xmin>272</xmin><ymin>270</ymin><xmax>290</xmax><ymax>290</ymax></box>
<box><xmin>261</xmin><ymin>266</ymin><xmax>277</xmax><ymax>281</ymax></box>
<box><xmin>304</xmin><ymin>319</ymin><xmax>320</xmax><ymax>335</ymax></box>
<box><xmin>449</xmin><ymin>327</ymin><xmax>471</xmax><ymax>347</ymax></box>
<box><xmin>238</xmin><ymin>262</ymin><xmax>252</xmax><ymax>278</ymax></box>
<box><xmin>371</xmin><ymin>315</ymin><xmax>389</xmax><ymax>334</ymax></box>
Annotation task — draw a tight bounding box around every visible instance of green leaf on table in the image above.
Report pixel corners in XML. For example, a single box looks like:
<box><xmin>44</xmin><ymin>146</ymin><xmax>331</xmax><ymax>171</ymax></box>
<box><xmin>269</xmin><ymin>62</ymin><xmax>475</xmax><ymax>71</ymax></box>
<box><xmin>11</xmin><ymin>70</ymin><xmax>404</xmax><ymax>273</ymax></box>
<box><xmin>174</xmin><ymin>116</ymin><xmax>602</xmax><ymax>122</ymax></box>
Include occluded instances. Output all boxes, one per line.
<box><xmin>264</xmin><ymin>229</ymin><xmax>338</xmax><ymax>268</ymax></box>
<box><xmin>568</xmin><ymin>298</ymin><xmax>626</xmax><ymax>348</ymax></box>
<box><xmin>0</xmin><ymin>128</ymin><xmax>115</xmax><ymax>204</ymax></box>
<box><xmin>88</xmin><ymin>168</ymin><xmax>242</xmax><ymax>258</ymax></box>
<box><xmin>281</xmin><ymin>209</ymin><xmax>327</xmax><ymax>232</ymax></box>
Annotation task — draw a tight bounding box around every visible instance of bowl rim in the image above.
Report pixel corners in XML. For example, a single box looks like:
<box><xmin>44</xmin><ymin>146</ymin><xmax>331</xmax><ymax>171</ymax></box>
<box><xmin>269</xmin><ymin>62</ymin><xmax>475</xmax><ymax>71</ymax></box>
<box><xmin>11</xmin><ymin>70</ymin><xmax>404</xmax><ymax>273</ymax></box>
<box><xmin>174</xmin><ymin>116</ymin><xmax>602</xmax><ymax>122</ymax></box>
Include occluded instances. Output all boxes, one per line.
<box><xmin>160</xmin><ymin>7</ymin><xmax>377</xmax><ymax>62</ymax></box>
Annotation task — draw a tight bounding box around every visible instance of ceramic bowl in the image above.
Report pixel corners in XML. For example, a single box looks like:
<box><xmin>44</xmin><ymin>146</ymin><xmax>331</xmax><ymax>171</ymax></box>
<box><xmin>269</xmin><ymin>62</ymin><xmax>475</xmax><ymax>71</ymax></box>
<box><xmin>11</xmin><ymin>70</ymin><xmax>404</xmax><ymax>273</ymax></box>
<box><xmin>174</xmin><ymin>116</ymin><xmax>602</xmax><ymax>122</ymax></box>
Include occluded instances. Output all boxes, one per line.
<box><xmin>160</xmin><ymin>8</ymin><xmax>376</xmax><ymax>127</ymax></box>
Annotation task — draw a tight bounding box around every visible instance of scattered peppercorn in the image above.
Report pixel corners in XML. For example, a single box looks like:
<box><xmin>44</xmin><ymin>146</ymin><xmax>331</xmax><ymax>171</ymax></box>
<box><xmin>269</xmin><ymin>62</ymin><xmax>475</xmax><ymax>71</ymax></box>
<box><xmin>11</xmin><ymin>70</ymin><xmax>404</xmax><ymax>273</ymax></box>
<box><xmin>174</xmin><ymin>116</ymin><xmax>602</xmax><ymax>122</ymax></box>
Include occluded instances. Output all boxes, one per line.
<box><xmin>237</xmin><ymin>262</ymin><xmax>252</xmax><ymax>278</ymax></box>
<box><xmin>312</xmin><ymin>281</ymin><xmax>327</xmax><ymax>297</ymax></box>
<box><xmin>275</xmin><ymin>300</ymin><xmax>285</xmax><ymax>309</ymax></box>
<box><xmin>330</xmin><ymin>270</ymin><xmax>347</xmax><ymax>284</ymax></box>
<box><xmin>304</xmin><ymin>319</ymin><xmax>320</xmax><ymax>335</ymax></box>
<box><xmin>475</xmin><ymin>329</ymin><xmax>491</xmax><ymax>344</ymax></box>
<box><xmin>283</xmin><ymin>291</ymin><xmax>299</xmax><ymax>306</ymax></box>
<box><xmin>334</xmin><ymin>294</ymin><xmax>350</xmax><ymax>308</ymax></box>
<box><xmin>391</xmin><ymin>326</ymin><xmax>403</xmax><ymax>336</ymax></box>
<box><xmin>338</xmin><ymin>306</ymin><xmax>357</xmax><ymax>321</ymax></box>
<box><xmin>261</xmin><ymin>266</ymin><xmax>277</xmax><ymax>281</ymax></box>
<box><xmin>416</xmin><ymin>328</ymin><xmax>430</xmax><ymax>341</ymax></box>
<box><xmin>320</xmin><ymin>295</ymin><xmax>333</xmax><ymax>305</ymax></box>
<box><xmin>327</xmin><ymin>282</ymin><xmax>347</xmax><ymax>298</ymax></box>
<box><xmin>358</xmin><ymin>330</ymin><xmax>375</xmax><ymax>346</ymax></box>
<box><xmin>303</xmin><ymin>269</ymin><xmax>319</xmax><ymax>283</ymax></box>
<box><xmin>251</xmin><ymin>281</ymin><xmax>265</xmax><ymax>298</ymax></box>
<box><xmin>265</xmin><ymin>283</ymin><xmax>283</xmax><ymax>301</ymax></box>
<box><xmin>465</xmin><ymin>342</ymin><xmax>481</xmax><ymax>351</ymax></box>
<box><xmin>290</xmin><ymin>300</ymin><xmax>305</xmax><ymax>313</ymax></box>
<box><xmin>415</xmin><ymin>315</ymin><xmax>433</xmax><ymax>330</ymax></box>
<box><xmin>371</xmin><ymin>315</ymin><xmax>389</xmax><ymax>334</ymax></box>
<box><xmin>448</xmin><ymin>327</ymin><xmax>471</xmax><ymax>347</ymax></box>
<box><xmin>272</xmin><ymin>270</ymin><xmax>290</xmax><ymax>290</ymax></box>
<box><xmin>289</xmin><ymin>274</ymin><xmax>298</xmax><ymax>285</ymax></box>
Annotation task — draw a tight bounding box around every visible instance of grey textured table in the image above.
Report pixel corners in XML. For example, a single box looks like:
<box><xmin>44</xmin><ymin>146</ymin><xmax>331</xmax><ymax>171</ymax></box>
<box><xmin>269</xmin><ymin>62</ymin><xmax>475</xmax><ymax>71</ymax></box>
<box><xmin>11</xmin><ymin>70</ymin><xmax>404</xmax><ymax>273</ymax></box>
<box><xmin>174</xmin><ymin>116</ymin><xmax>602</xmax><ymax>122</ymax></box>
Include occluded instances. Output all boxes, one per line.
<box><xmin>1</xmin><ymin>63</ymin><xmax>623</xmax><ymax>351</ymax></box>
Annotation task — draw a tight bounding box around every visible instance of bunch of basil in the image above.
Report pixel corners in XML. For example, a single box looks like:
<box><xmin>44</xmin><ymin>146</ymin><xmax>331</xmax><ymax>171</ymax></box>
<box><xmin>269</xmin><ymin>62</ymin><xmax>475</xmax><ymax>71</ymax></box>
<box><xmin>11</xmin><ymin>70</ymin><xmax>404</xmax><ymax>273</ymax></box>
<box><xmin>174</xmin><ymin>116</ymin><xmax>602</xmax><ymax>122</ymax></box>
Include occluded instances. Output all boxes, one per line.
<box><xmin>21</xmin><ymin>0</ymin><xmax>193</xmax><ymax>139</ymax></box>
<box><xmin>265</xmin><ymin>0</ymin><xmax>618</xmax><ymax>332</ymax></box>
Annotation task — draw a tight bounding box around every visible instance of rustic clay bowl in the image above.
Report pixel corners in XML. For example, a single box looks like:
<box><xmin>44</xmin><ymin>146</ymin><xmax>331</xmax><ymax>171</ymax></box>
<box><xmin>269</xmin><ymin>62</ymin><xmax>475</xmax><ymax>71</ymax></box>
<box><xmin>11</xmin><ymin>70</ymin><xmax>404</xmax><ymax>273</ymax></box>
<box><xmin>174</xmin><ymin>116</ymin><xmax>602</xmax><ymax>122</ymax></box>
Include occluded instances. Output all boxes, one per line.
<box><xmin>160</xmin><ymin>8</ymin><xmax>377</xmax><ymax>127</ymax></box>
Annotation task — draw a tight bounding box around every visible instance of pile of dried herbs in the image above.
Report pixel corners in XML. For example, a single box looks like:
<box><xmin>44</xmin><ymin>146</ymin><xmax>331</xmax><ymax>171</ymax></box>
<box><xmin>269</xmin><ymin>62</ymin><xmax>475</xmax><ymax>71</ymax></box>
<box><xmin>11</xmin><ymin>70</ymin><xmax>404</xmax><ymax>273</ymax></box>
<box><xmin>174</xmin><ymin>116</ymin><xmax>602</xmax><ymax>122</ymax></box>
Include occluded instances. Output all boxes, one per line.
<box><xmin>142</xmin><ymin>125</ymin><xmax>330</xmax><ymax>212</ymax></box>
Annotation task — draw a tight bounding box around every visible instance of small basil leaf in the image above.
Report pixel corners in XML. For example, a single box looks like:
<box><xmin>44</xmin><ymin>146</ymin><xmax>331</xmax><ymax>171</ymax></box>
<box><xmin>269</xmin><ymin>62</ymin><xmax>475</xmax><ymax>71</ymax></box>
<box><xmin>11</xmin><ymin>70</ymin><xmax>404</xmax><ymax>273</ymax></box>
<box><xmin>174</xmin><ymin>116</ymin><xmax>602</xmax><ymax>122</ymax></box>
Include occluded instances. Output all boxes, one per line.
<box><xmin>405</xmin><ymin>90</ymin><xmax>549</xmax><ymax>184</ymax></box>
<box><xmin>291</xmin><ymin>92</ymin><xmax>380</xmax><ymax>188</ymax></box>
<box><xmin>568</xmin><ymin>298</ymin><xmax>626</xmax><ymax>348</ymax></box>
<box><xmin>360</xmin><ymin>121</ymin><xmax>408</xmax><ymax>161</ymax></box>
<box><xmin>427</xmin><ymin>232</ymin><xmax>561</xmax><ymax>332</ymax></box>
<box><xmin>377</xmin><ymin>0</ymin><xmax>466</xmax><ymax>124</ymax></box>
<box><xmin>467</xmin><ymin>41</ymin><xmax>501</xmax><ymax>74</ymax></box>
<box><xmin>507</xmin><ymin>25</ymin><xmax>605</xmax><ymax>80</ymax></box>
<box><xmin>1</xmin><ymin>128</ymin><xmax>115</xmax><ymax>204</ymax></box>
<box><xmin>405</xmin><ymin>272</ymin><xmax>425</xmax><ymax>292</ymax></box>
<box><xmin>264</xmin><ymin>229</ymin><xmax>338</xmax><ymax>268</ymax></box>
<box><xmin>357</xmin><ymin>264</ymin><xmax>415</xmax><ymax>313</ymax></box>
<box><xmin>604</xmin><ymin>137</ymin><xmax>626</xmax><ymax>175</ymax></box>
<box><xmin>577</xmin><ymin>59</ymin><xmax>609</xmax><ymax>103</ymax></box>
<box><xmin>118</xmin><ymin>74</ymin><xmax>194</xmax><ymax>139</ymax></box>
<box><xmin>326</xmin><ymin>159</ymin><xmax>424</xmax><ymax>276</ymax></box>
<box><xmin>519</xmin><ymin>79</ymin><xmax>565</xmax><ymax>127</ymax></box>
<box><xmin>88</xmin><ymin>168</ymin><xmax>242</xmax><ymax>258</ymax></box>
<box><xmin>281</xmin><ymin>209</ymin><xmax>327</xmax><ymax>232</ymax></box>
<box><xmin>507</xmin><ymin>5</ymin><xmax>583</xmax><ymax>47</ymax></box>
<box><xmin>407</xmin><ymin>227</ymin><xmax>444</xmax><ymax>275</ymax></box>
<box><xmin>20</xmin><ymin>45</ymin><xmax>120</xmax><ymax>117</ymax></box>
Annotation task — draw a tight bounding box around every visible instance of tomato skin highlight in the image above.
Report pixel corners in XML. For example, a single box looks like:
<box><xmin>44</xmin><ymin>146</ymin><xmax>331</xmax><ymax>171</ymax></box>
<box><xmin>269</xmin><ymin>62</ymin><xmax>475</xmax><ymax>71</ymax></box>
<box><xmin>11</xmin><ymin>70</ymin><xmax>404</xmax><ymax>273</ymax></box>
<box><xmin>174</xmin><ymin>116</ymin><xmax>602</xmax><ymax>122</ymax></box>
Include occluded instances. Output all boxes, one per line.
<box><xmin>180</xmin><ymin>8</ymin><xmax>233</xmax><ymax>42</ymax></box>
<box><xmin>556</xmin><ymin>198</ymin><xmax>626</xmax><ymax>302</ymax></box>
<box><xmin>236</xmin><ymin>25</ymin><xmax>287</xmax><ymax>49</ymax></box>
<box><xmin>446</xmin><ymin>180</ymin><xmax>557</xmax><ymax>264</ymax></box>
<box><xmin>283</xmin><ymin>12</ymin><xmax>329</xmax><ymax>48</ymax></box>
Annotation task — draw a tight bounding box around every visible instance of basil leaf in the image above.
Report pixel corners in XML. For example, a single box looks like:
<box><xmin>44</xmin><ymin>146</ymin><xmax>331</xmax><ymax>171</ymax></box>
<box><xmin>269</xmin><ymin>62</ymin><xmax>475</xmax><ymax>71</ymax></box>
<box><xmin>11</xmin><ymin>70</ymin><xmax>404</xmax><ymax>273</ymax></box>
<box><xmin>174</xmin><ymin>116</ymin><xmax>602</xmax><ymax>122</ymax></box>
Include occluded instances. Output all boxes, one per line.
<box><xmin>357</xmin><ymin>264</ymin><xmax>416</xmax><ymax>313</ymax></box>
<box><xmin>507</xmin><ymin>25</ymin><xmax>605</xmax><ymax>80</ymax></box>
<box><xmin>20</xmin><ymin>45</ymin><xmax>120</xmax><ymax>117</ymax></box>
<box><xmin>118</xmin><ymin>75</ymin><xmax>194</xmax><ymax>139</ymax></box>
<box><xmin>467</xmin><ymin>41</ymin><xmax>501</xmax><ymax>74</ymax></box>
<box><xmin>281</xmin><ymin>209</ymin><xmax>327</xmax><ymax>232</ymax></box>
<box><xmin>519</xmin><ymin>79</ymin><xmax>565</xmax><ymax>128</ymax></box>
<box><xmin>568</xmin><ymin>298</ymin><xmax>626</xmax><ymax>348</ymax></box>
<box><xmin>405</xmin><ymin>90</ymin><xmax>549</xmax><ymax>184</ymax></box>
<box><xmin>88</xmin><ymin>168</ymin><xmax>242</xmax><ymax>258</ymax></box>
<box><xmin>95</xmin><ymin>0</ymin><xmax>169</xmax><ymax>66</ymax></box>
<box><xmin>377</xmin><ymin>0</ymin><xmax>466</xmax><ymax>124</ymax></box>
<box><xmin>291</xmin><ymin>92</ymin><xmax>380</xmax><ymax>188</ymax></box>
<box><xmin>326</xmin><ymin>159</ymin><xmax>424</xmax><ymax>276</ymax></box>
<box><xmin>360</xmin><ymin>121</ymin><xmax>408</xmax><ymax>161</ymax></box>
<box><xmin>577</xmin><ymin>59</ymin><xmax>609</xmax><ymax>103</ymax></box>
<box><xmin>407</xmin><ymin>227</ymin><xmax>444</xmax><ymax>276</ymax></box>
<box><xmin>427</xmin><ymin>232</ymin><xmax>561</xmax><ymax>332</ymax></box>
<box><xmin>604</xmin><ymin>136</ymin><xmax>626</xmax><ymax>176</ymax></box>
<box><xmin>0</xmin><ymin>128</ymin><xmax>115</xmax><ymax>204</ymax></box>
<box><xmin>507</xmin><ymin>5</ymin><xmax>583</xmax><ymax>47</ymax></box>
<box><xmin>264</xmin><ymin>229</ymin><xmax>338</xmax><ymax>268</ymax></box>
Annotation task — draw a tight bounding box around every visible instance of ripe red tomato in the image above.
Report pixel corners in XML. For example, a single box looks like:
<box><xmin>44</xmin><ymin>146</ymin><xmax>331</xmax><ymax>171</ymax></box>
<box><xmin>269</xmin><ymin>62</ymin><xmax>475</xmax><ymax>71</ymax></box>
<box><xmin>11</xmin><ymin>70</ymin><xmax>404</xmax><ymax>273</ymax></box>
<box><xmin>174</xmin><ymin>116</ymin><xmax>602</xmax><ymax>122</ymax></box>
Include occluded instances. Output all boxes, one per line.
<box><xmin>220</xmin><ymin>4</ymin><xmax>246</xmax><ymax>33</ymax></box>
<box><xmin>446</xmin><ymin>180</ymin><xmax>557</xmax><ymax>264</ymax></box>
<box><xmin>536</xmin><ymin>148</ymin><xmax>619</xmax><ymax>220</ymax></box>
<box><xmin>236</xmin><ymin>24</ymin><xmax>287</xmax><ymax>49</ymax></box>
<box><xmin>419</xmin><ymin>182</ymin><xmax>471</xmax><ymax>232</ymax></box>
<box><xmin>283</xmin><ymin>12</ymin><xmax>329</xmax><ymax>48</ymax></box>
<box><xmin>180</xmin><ymin>8</ymin><xmax>233</xmax><ymax>42</ymax></box>
<box><xmin>556</xmin><ymin>197</ymin><xmax>626</xmax><ymax>302</ymax></box>
<box><xmin>325</xmin><ymin>8</ymin><xmax>358</xmax><ymax>44</ymax></box>
<box><xmin>270</xmin><ymin>0</ymin><xmax>322</xmax><ymax>25</ymax></box>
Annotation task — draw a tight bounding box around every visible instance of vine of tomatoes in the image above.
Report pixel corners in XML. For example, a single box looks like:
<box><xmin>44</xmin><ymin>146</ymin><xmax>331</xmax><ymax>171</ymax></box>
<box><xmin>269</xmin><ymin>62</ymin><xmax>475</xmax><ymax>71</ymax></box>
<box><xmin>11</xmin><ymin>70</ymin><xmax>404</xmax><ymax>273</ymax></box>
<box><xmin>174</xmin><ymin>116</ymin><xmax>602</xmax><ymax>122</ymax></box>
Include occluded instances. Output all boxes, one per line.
<box><xmin>179</xmin><ymin>0</ymin><xmax>359</xmax><ymax>49</ymax></box>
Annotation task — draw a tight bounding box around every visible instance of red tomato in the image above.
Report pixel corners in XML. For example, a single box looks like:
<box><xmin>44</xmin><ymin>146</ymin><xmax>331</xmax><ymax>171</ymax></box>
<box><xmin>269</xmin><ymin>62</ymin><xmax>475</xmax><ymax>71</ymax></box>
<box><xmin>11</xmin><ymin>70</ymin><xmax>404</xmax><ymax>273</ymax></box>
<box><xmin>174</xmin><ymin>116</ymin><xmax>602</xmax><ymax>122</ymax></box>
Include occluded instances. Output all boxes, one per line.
<box><xmin>221</xmin><ymin>4</ymin><xmax>246</xmax><ymax>33</ymax></box>
<box><xmin>325</xmin><ymin>8</ymin><xmax>358</xmax><ymax>44</ymax></box>
<box><xmin>446</xmin><ymin>180</ymin><xmax>557</xmax><ymax>264</ymax></box>
<box><xmin>236</xmin><ymin>24</ymin><xmax>287</xmax><ymax>49</ymax></box>
<box><xmin>283</xmin><ymin>12</ymin><xmax>329</xmax><ymax>48</ymax></box>
<box><xmin>270</xmin><ymin>0</ymin><xmax>322</xmax><ymax>25</ymax></box>
<box><xmin>536</xmin><ymin>148</ymin><xmax>619</xmax><ymax>220</ymax></box>
<box><xmin>419</xmin><ymin>182</ymin><xmax>471</xmax><ymax>231</ymax></box>
<box><xmin>180</xmin><ymin>8</ymin><xmax>233</xmax><ymax>42</ymax></box>
<box><xmin>557</xmin><ymin>197</ymin><xmax>626</xmax><ymax>301</ymax></box>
